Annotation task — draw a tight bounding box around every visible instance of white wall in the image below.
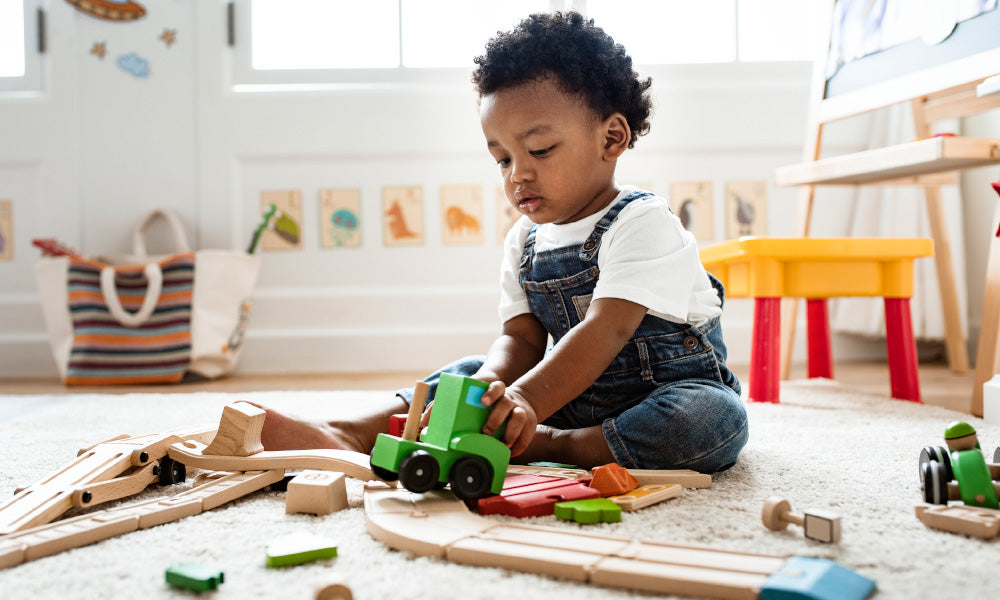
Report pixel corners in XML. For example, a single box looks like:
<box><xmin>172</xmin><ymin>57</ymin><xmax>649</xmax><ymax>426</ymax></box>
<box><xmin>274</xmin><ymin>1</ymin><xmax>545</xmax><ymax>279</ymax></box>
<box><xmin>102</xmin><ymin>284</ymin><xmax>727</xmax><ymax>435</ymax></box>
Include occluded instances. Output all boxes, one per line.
<box><xmin>0</xmin><ymin>2</ymin><xmax>992</xmax><ymax>379</ymax></box>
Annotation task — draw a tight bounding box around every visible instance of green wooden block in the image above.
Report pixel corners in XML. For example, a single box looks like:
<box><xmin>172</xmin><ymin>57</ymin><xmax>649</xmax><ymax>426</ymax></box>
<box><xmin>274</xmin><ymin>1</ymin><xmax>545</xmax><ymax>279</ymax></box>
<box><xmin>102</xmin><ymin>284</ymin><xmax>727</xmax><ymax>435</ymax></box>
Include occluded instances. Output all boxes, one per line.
<box><xmin>165</xmin><ymin>563</ymin><xmax>224</xmax><ymax>593</ymax></box>
<box><xmin>265</xmin><ymin>532</ymin><xmax>338</xmax><ymax>568</ymax></box>
<box><xmin>553</xmin><ymin>497</ymin><xmax>622</xmax><ymax>524</ymax></box>
<box><xmin>528</xmin><ymin>461</ymin><xmax>579</xmax><ymax>469</ymax></box>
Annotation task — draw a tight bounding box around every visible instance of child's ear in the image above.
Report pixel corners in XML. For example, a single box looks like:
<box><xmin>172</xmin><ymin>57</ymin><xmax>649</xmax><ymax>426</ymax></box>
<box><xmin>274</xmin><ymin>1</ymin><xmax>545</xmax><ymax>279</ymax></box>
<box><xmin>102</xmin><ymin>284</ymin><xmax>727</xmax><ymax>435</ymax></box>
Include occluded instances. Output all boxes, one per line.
<box><xmin>602</xmin><ymin>113</ymin><xmax>630</xmax><ymax>160</ymax></box>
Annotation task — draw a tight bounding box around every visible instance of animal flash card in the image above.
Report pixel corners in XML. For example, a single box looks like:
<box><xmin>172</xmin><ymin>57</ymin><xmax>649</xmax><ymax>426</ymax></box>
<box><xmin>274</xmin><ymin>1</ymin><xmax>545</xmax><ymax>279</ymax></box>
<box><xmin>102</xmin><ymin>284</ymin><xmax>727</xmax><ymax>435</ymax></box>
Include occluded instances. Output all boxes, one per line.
<box><xmin>725</xmin><ymin>181</ymin><xmax>767</xmax><ymax>239</ymax></box>
<box><xmin>495</xmin><ymin>186</ymin><xmax>520</xmax><ymax>244</ymax></box>
<box><xmin>382</xmin><ymin>186</ymin><xmax>424</xmax><ymax>247</ymax></box>
<box><xmin>441</xmin><ymin>185</ymin><xmax>484</xmax><ymax>246</ymax></box>
<box><xmin>319</xmin><ymin>188</ymin><xmax>362</xmax><ymax>248</ymax></box>
<box><xmin>259</xmin><ymin>190</ymin><xmax>303</xmax><ymax>251</ymax></box>
<box><xmin>670</xmin><ymin>181</ymin><xmax>714</xmax><ymax>242</ymax></box>
<box><xmin>0</xmin><ymin>200</ymin><xmax>12</xmax><ymax>261</ymax></box>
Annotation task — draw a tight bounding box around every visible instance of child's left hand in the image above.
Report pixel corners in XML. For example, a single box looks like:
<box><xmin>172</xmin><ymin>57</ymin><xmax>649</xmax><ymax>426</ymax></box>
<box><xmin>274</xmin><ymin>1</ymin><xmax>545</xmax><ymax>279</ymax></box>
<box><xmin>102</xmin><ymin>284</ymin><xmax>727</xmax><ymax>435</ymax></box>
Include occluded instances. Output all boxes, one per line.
<box><xmin>479</xmin><ymin>380</ymin><xmax>537</xmax><ymax>456</ymax></box>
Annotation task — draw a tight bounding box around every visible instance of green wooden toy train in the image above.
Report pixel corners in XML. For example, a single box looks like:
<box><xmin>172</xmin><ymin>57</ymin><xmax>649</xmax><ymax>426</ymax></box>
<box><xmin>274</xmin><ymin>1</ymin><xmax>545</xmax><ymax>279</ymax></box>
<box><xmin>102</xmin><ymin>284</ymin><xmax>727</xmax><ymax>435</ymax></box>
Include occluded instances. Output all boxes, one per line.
<box><xmin>369</xmin><ymin>374</ymin><xmax>511</xmax><ymax>501</ymax></box>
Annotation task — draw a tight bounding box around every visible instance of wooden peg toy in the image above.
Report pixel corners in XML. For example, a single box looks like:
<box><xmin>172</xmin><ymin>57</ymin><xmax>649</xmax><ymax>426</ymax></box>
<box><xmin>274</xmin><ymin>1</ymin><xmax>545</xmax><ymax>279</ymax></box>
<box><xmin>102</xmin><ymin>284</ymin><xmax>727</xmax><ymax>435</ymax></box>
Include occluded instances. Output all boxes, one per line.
<box><xmin>315</xmin><ymin>580</ymin><xmax>354</xmax><ymax>600</ymax></box>
<box><xmin>762</xmin><ymin>496</ymin><xmax>842</xmax><ymax>543</ymax></box>
<box><xmin>285</xmin><ymin>470</ymin><xmax>348</xmax><ymax>516</ymax></box>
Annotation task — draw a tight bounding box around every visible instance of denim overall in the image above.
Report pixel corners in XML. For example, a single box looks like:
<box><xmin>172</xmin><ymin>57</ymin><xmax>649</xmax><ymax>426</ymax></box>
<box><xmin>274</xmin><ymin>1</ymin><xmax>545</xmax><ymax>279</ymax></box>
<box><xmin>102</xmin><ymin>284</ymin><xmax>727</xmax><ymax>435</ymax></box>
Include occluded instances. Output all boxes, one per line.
<box><xmin>404</xmin><ymin>191</ymin><xmax>749</xmax><ymax>473</ymax></box>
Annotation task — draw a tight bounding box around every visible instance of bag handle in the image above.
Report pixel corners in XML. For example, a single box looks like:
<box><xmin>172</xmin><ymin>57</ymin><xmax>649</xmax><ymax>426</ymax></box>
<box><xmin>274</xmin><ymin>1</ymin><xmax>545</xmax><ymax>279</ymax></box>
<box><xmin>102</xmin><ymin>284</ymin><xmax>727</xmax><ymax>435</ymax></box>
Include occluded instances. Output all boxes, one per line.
<box><xmin>100</xmin><ymin>263</ymin><xmax>164</xmax><ymax>327</ymax></box>
<box><xmin>131</xmin><ymin>209</ymin><xmax>192</xmax><ymax>257</ymax></box>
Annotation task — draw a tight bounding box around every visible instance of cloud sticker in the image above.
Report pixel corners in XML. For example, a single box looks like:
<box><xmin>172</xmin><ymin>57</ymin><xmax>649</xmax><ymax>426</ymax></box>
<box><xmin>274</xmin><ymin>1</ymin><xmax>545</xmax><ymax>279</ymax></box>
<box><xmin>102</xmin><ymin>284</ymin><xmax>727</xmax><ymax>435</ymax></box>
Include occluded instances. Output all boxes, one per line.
<box><xmin>116</xmin><ymin>53</ymin><xmax>150</xmax><ymax>78</ymax></box>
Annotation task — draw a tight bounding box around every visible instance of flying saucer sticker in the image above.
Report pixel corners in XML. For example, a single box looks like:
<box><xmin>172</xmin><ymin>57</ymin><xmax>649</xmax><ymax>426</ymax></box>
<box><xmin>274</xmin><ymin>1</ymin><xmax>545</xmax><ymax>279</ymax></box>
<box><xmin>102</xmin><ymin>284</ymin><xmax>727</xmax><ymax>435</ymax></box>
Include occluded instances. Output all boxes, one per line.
<box><xmin>117</xmin><ymin>53</ymin><xmax>149</xmax><ymax>77</ymax></box>
<box><xmin>0</xmin><ymin>200</ymin><xmax>13</xmax><ymax>261</ymax></box>
<box><xmin>65</xmin><ymin>0</ymin><xmax>146</xmax><ymax>21</ymax></box>
<box><xmin>383</xmin><ymin>186</ymin><xmax>424</xmax><ymax>247</ymax></box>
<box><xmin>260</xmin><ymin>190</ymin><xmax>304</xmax><ymax>251</ymax></box>
<box><xmin>725</xmin><ymin>181</ymin><xmax>767</xmax><ymax>239</ymax></box>
<box><xmin>319</xmin><ymin>189</ymin><xmax>362</xmax><ymax>248</ymax></box>
<box><xmin>495</xmin><ymin>186</ymin><xmax>520</xmax><ymax>244</ymax></box>
<box><xmin>670</xmin><ymin>181</ymin><xmax>714</xmax><ymax>242</ymax></box>
<box><xmin>441</xmin><ymin>185</ymin><xmax>484</xmax><ymax>246</ymax></box>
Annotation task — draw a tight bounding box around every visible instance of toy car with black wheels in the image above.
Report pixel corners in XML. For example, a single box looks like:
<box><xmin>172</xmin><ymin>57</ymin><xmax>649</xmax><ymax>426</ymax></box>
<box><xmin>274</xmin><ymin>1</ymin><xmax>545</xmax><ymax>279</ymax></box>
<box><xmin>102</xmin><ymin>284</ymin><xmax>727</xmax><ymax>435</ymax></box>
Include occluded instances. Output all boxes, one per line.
<box><xmin>370</xmin><ymin>374</ymin><xmax>510</xmax><ymax>501</ymax></box>
<box><xmin>919</xmin><ymin>421</ymin><xmax>1000</xmax><ymax>508</ymax></box>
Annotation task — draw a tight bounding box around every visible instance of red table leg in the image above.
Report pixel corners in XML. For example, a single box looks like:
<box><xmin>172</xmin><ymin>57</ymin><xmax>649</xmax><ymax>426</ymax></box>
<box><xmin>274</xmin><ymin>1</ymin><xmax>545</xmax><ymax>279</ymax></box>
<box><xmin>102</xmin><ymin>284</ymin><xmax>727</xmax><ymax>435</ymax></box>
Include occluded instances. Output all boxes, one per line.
<box><xmin>884</xmin><ymin>297</ymin><xmax>921</xmax><ymax>402</ymax></box>
<box><xmin>806</xmin><ymin>298</ymin><xmax>834</xmax><ymax>379</ymax></box>
<box><xmin>750</xmin><ymin>297</ymin><xmax>781</xmax><ymax>403</ymax></box>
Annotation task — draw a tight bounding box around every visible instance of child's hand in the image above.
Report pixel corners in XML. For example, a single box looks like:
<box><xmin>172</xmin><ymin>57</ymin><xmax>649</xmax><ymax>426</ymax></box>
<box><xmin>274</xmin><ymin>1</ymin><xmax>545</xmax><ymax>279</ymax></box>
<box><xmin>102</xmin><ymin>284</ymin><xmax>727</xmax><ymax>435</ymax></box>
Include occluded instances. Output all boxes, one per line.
<box><xmin>480</xmin><ymin>381</ymin><xmax>537</xmax><ymax>456</ymax></box>
<box><xmin>418</xmin><ymin>401</ymin><xmax>434</xmax><ymax>428</ymax></box>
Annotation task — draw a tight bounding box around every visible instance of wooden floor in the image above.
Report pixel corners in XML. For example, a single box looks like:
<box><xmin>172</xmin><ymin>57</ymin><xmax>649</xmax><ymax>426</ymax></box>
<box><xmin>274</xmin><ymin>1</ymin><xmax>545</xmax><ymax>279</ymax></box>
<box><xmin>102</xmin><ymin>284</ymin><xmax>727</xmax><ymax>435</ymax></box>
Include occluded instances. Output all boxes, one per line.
<box><xmin>0</xmin><ymin>360</ymin><xmax>978</xmax><ymax>414</ymax></box>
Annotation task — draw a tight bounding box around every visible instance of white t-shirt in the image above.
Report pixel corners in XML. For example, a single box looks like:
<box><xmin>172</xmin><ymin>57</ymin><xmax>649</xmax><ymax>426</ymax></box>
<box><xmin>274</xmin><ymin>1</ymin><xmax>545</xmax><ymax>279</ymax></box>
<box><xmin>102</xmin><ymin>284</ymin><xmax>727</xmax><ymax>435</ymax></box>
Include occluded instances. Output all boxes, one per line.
<box><xmin>499</xmin><ymin>186</ymin><xmax>721</xmax><ymax>326</ymax></box>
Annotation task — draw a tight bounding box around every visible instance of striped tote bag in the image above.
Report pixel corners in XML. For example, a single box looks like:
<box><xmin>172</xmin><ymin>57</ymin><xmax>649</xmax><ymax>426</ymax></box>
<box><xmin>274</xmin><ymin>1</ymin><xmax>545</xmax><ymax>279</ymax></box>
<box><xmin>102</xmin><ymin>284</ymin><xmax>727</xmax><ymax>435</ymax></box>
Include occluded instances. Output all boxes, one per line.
<box><xmin>34</xmin><ymin>210</ymin><xmax>260</xmax><ymax>385</ymax></box>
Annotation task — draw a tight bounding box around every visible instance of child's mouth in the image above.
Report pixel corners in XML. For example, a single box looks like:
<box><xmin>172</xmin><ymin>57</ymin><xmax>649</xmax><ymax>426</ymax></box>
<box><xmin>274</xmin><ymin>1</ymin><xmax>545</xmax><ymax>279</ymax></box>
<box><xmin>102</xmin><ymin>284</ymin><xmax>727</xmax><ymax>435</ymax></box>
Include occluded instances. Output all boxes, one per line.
<box><xmin>518</xmin><ymin>197</ymin><xmax>541</xmax><ymax>212</ymax></box>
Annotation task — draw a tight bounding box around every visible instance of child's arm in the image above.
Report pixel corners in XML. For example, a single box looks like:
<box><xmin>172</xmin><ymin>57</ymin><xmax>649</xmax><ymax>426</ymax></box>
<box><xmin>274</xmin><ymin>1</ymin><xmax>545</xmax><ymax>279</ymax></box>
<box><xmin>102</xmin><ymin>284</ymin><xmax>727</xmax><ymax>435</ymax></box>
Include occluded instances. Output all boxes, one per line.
<box><xmin>480</xmin><ymin>297</ymin><xmax>648</xmax><ymax>455</ymax></box>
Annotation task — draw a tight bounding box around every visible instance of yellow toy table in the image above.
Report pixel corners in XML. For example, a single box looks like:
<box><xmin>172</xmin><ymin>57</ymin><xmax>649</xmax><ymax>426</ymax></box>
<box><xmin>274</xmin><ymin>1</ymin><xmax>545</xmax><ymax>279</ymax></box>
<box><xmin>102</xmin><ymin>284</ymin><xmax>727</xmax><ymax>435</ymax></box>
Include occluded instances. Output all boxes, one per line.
<box><xmin>700</xmin><ymin>237</ymin><xmax>933</xmax><ymax>404</ymax></box>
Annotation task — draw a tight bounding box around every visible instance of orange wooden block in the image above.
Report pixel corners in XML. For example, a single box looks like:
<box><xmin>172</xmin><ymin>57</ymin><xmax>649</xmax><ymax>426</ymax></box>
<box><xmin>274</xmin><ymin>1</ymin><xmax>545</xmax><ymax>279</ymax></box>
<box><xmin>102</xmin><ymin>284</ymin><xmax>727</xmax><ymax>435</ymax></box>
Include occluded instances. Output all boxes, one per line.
<box><xmin>589</xmin><ymin>463</ymin><xmax>640</xmax><ymax>497</ymax></box>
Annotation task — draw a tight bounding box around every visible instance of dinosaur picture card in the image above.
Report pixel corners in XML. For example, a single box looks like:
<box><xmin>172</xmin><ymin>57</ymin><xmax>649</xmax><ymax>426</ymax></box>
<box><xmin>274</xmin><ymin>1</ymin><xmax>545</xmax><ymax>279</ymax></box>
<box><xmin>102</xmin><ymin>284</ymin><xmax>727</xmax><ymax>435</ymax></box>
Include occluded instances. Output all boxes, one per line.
<box><xmin>382</xmin><ymin>186</ymin><xmax>424</xmax><ymax>247</ymax></box>
<box><xmin>259</xmin><ymin>190</ymin><xmax>304</xmax><ymax>251</ymax></box>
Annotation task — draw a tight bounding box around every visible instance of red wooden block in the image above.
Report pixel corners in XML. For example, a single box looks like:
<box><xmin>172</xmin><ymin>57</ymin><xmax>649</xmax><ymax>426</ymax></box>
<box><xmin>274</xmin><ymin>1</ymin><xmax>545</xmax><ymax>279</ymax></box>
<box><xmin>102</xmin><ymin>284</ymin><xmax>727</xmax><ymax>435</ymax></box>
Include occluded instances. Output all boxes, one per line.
<box><xmin>589</xmin><ymin>463</ymin><xmax>640</xmax><ymax>497</ymax></box>
<box><xmin>476</xmin><ymin>474</ymin><xmax>599</xmax><ymax>518</ymax></box>
<box><xmin>388</xmin><ymin>414</ymin><xmax>407</xmax><ymax>438</ymax></box>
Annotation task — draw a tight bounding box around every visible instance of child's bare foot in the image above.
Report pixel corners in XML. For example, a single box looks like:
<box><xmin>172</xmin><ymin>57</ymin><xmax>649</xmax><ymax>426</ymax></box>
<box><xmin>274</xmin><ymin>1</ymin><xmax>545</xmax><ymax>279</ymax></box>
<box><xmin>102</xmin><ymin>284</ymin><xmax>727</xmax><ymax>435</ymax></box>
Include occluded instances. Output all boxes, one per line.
<box><xmin>245</xmin><ymin>395</ymin><xmax>409</xmax><ymax>454</ymax></box>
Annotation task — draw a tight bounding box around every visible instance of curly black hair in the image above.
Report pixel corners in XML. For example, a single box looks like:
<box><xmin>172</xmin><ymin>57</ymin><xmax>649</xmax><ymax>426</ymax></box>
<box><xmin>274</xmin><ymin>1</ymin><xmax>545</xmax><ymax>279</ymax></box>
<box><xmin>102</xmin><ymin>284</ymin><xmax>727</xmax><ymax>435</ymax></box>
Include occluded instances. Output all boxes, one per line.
<box><xmin>472</xmin><ymin>11</ymin><xmax>653</xmax><ymax>148</ymax></box>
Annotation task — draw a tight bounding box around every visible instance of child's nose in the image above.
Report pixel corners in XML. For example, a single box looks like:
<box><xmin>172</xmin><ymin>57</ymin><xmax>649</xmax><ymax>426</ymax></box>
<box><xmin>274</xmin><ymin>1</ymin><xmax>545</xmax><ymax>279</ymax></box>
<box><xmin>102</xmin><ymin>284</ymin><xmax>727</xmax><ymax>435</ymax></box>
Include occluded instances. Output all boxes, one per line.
<box><xmin>509</xmin><ymin>159</ymin><xmax>534</xmax><ymax>183</ymax></box>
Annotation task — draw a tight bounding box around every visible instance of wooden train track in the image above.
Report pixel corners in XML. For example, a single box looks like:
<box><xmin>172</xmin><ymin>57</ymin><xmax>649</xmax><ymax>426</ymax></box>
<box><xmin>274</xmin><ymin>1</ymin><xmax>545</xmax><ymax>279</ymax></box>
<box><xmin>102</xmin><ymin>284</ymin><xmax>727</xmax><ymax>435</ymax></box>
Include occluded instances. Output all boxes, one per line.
<box><xmin>364</xmin><ymin>486</ymin><xmax>876</xmax><ymax>600</ymax></box>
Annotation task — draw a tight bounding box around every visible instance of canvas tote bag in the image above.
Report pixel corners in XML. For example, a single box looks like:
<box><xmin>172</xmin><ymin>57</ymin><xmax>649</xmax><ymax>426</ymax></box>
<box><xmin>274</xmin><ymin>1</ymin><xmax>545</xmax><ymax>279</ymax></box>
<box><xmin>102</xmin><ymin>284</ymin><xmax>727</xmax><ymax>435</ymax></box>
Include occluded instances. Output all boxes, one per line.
<box><xmin>34</xmin><ymin>209</ymin><xmax>261</xmax><ymax>385</ymax></box>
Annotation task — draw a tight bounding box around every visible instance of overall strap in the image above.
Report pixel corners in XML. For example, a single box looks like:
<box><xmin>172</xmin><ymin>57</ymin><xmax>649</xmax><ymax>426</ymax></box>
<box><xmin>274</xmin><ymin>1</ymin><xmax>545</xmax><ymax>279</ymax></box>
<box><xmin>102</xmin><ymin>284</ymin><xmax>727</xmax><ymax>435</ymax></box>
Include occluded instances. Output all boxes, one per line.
<box><xmin>519</xmin><ymin>225</ymin><xmax>538</xmax><ymax>279</ymax></box>
<box><xmin>579</xmin><ymin>190</ymin><xmax>654</xmax><ymax>262</ymax></box>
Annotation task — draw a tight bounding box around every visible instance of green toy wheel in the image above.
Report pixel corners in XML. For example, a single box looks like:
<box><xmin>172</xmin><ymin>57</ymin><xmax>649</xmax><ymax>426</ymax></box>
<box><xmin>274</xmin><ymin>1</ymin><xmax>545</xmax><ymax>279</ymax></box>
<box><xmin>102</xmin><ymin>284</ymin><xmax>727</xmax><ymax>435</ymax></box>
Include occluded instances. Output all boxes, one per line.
<box><xmin>399</xmin><ymin>450</ymin><xmax>440</xmax><ymax>494</ymax></box>
<box><xmin>370</xmin><ymin>461</ymin><xmax>398</xmax><ymax>482</ymax></box>
<box><xmin>950</xmin><ymin>449</ymin><xmax>1000</xmax><ymax>509</ymax></box>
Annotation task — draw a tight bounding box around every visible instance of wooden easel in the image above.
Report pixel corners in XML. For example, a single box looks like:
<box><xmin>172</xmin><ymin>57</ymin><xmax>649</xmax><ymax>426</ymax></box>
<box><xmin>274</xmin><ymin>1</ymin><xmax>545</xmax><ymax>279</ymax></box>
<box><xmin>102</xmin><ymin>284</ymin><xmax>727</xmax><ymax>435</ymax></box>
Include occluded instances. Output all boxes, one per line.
<box><xmin>776</xmin><ymin>1</ymin><xmax>1000</xmax><ymax>415</ymax></box>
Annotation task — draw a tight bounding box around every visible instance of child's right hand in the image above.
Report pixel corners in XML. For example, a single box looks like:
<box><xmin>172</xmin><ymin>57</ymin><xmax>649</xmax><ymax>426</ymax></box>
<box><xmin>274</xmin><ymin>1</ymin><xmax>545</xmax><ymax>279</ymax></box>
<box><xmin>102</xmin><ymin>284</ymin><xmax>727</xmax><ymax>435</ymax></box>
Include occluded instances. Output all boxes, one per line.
<box><xmin>479</xmin><ymin>381</ymin><xmax>537</xmax><ymax>457</ymax></box>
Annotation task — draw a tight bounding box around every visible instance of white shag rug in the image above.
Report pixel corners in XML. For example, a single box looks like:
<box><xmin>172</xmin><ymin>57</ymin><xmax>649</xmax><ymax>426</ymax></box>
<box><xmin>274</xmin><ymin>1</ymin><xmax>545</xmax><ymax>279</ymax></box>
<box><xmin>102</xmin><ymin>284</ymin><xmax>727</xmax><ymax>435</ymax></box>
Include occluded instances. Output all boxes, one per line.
<box><xmin>1</xmin><ymin>380</ymin><xmax>998</xmax><ymax>600</ymax></box>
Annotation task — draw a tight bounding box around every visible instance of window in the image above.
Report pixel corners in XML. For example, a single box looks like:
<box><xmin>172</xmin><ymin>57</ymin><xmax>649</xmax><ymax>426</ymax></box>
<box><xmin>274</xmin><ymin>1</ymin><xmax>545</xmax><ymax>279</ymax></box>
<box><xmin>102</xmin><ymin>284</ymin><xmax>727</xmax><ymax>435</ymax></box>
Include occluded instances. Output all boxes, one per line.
<box><xmin>0</xmin><ymin>0</ymin><xmax>43</xmax><ymax>94</ymax></box>
<box><xmin>235</xmin><ymin>0</ymin><xmax>823</xmax><ymax>88</ymax></box>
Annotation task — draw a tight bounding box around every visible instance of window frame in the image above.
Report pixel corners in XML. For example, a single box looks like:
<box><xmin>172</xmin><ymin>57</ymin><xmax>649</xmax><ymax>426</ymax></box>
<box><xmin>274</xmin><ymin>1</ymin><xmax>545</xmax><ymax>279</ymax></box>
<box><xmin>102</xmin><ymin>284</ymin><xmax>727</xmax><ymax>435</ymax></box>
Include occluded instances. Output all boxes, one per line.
<box><xmin>229</xmin><ymin>0</ymin><xmax>820</xmax><ymax>93</ymax></box>
<box><xmin>0</xmin><ymin>0</ymin><xmax>45</xmax><ymax>96</ymax></box>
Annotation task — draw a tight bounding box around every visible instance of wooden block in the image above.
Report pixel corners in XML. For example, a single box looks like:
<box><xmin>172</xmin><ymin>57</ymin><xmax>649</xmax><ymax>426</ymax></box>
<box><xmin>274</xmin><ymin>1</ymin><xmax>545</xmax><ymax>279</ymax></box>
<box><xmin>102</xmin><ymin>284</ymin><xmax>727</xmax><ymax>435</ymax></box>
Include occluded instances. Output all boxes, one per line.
<box><xmin>203</xmin><ymin>402</ymin><xmax>266</xmax><ymax>457</ymax></box>
<box><xmin>506</xmin><ymin>464</ymin><xmax>590</xmax><ymax>480</ymax></box>
<box><xmin>554</xmin><ymin>498</ymin><xmax>622</xmax><ymax>523</ymax></box>
<box><xmin>165</xmin><ymin>563</ymin><xmax>224</xmax><ymax>593</ymax></box>
<box><xmin>609</xmin><ymin>484</ymin><xmax>683</xmax><ymax>511</ymax></box>
<box><xmin>286</xmin><ymin>470</ymin><xmax>349</xmax><ymax>516</ymax></box>
<box><xmin>476</xmin><ymin>475</ymin><xmax>599</xmax><ymax>518</ymax></box>
<box><xmin>629</xmin><ymin>469</ymin><xmax>712</xmax><ymax>489</ymax></box>
<box><xmin>589</xmin><ymin>463</ymin><xmax>640</xmax><ymax>497</ymax></box>
<box><xmin>388</xmin><ymin>414</ymin><xmax>407</xmax><ymax>437</ymax></box>
<box><xmin>266</xmin><ymin>532</ymin><xmax>338</xmax><ymax>567</ymax></box>
<box><xmin>915</xmin><ymin>504</ymin><xmax>1000</xmax><ymax>539</ymax></box>
<box><xmin>762</xmin><ymin>497</ymin><xmax>841</xmax><ymax>543</ymax></box>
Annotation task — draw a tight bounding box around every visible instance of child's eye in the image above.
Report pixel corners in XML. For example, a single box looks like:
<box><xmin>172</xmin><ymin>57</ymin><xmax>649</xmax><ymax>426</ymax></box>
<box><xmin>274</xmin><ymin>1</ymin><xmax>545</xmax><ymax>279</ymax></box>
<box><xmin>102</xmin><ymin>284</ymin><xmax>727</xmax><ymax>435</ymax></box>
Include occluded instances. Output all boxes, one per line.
<box><xmin>530</xmin><ymin>146</ymin><xmax>554</xmax><ymax>157</ymax></box>
<box><xmin>496</xmin><ymin>157</ymin><xmax>511</xmax><ymax>167</ymax></box>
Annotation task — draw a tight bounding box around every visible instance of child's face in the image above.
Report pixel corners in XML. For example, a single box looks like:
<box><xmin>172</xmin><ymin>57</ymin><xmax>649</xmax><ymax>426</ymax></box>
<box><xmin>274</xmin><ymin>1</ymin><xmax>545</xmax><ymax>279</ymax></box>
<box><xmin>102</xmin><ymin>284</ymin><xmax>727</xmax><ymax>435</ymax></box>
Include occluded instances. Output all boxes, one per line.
<box><xmin>480</xmin><ymin>77</ymin><xmax>622</xmax><ymax>225</ymax></box>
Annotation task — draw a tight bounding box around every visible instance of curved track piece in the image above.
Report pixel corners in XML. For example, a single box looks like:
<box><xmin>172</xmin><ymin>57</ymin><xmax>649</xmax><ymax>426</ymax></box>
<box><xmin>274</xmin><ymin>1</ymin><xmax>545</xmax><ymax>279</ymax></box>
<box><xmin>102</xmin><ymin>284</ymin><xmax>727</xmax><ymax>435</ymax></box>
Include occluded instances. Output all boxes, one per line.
<box><xmin>364</xmin><ymin>487</ymin><xmax>876</xmax><ymax>600</ymax></box>
<box><xmin>169</xmin><ymin>440</ymin><xmax>383</xmax><ymax>483</ymax></box>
